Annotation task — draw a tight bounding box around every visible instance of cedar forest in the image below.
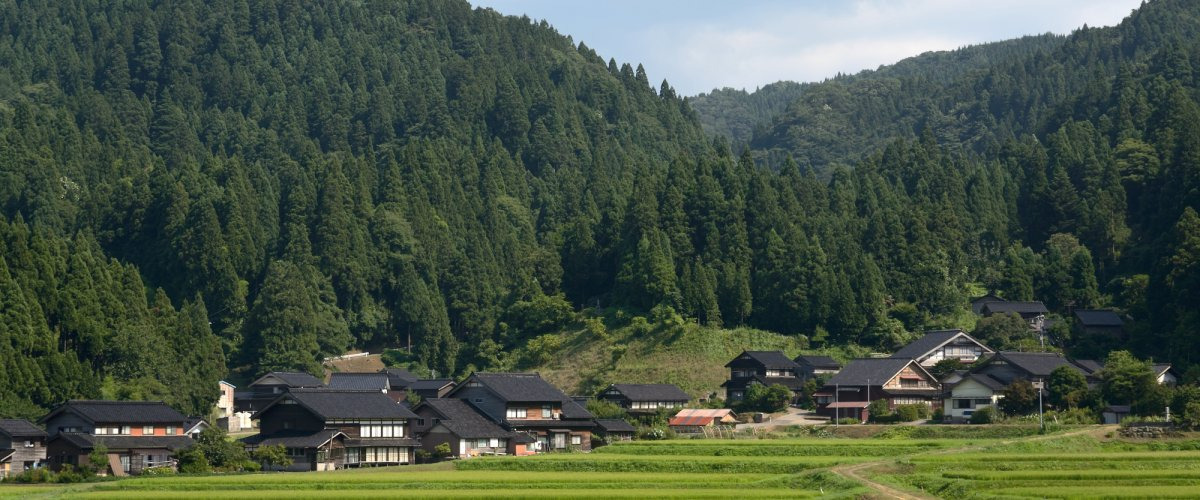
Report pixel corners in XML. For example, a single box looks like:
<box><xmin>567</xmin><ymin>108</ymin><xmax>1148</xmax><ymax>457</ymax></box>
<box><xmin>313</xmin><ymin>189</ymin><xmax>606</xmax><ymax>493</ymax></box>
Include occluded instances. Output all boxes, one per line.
<box><xmin>0</xmin><ymin>0</ymin><xmax>1198</xmax><ymax>419</ymax></box>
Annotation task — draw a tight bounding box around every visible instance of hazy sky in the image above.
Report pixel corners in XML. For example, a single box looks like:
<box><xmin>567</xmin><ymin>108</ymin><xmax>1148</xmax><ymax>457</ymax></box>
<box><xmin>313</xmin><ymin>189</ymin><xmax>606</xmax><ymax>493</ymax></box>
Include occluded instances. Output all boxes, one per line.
<box><xmin>470</xmin><ymin>0</ymin><xmax>1144</xmax><ymax>96</ymax></box>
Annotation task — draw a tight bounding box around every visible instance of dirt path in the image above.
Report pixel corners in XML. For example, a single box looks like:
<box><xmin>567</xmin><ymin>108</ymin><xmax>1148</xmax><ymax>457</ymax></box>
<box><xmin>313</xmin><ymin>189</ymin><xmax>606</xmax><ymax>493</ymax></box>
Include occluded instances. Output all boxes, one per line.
<box><xmin>829</xmin><ymin>425</ymin><xmax>1117</xmax><ymax>499</ymax></box>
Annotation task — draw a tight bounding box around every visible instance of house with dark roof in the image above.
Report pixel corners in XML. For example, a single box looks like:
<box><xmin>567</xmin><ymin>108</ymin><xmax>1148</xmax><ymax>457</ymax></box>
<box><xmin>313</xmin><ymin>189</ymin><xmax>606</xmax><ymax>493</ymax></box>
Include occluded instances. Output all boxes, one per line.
<box><xmin>980</xmin><ymin>301</ymin><xmax>1049</xmax><ymax>332</ymax></box>
<box><xmin>235</xmin><ymin>371</ymin><xmax>326</xmax><ymax>415</ymax></box>
<box><xmin>976</xmin><ymin>352</ymin><xmax>1087</xmax><ymax>387</ymax></box>
<box><xmin>722</xmin><ymin>351</ymin><xmax>804</xmax><ymax>404</ymax></box>
<box><xmin>942</xmin><ymin>373</ymin><xmax>1007</xmax><ymax>422</ymax></box>
<box><xmin>794</xmin><ymin>355</ymin><xmax>842</xmax><ymax>378</ymax></box>
<box><xmin>412</xmin><ymin>398</ymin><xmax>524</xmax><ymax>458</ymax></box>
<box><xmin>0</xmin><ymin>419</ymin><xmax>47</xmax><ymax>478</ymax></box>
<box><xmin>889</xmin><ymin>329</ymin><xmax>994</xmax><ymax>367</ymax></box>
<box><xmin>1153</xmin><ymin>364</ymin><xmax>1179</xmax><ymax>386</ymax></box>
<box><xmin>593</xmin><ymin>419</ymin><xmax>636</xmax><ymax>443</ymax></box>
<box><xmin>970</xmin><ymin>292</ymin><xmax>1007</xmax><ymax>315</ymax></box>
<box><xmin>244</xmin><ymin>389</ymin><xmax>419</xmax><ymax>471</ymax></box>
<box><xmin>328</xmin><ymin>372</ymin><xmax>402</xmax><ymax>402</ymax></box>
<box><xmin>183</xmin><ymin>418</ymin><xmax>209</xmax><ymax>439</ymax></box>
<box><xmin>1073</xmin><ymin>309</ymin><xmax>1125</xmax><ymax>340</ymax></box>
<box><xmin>816</xmin><ymin>359</ymin><xmax>941</xmax><ymax>422</ymax></box>
<box><xmin>40</xmin><ymin>401</ymin><xmax>191</xmax><ymax>476</ymax></box>
<box><xmin>409</xmin><ymin>379</ymin><xmax>457</xmax><ymax>400</ymax></box>
<box><xmin>597</xmin><ymin>384</ymin><xmax>691</xmax><ymax>414</ymax></box>
<box><xmin>446</xmin><ymin>373</ymin><xmax>595</xmax><ymax>453</ymax></box>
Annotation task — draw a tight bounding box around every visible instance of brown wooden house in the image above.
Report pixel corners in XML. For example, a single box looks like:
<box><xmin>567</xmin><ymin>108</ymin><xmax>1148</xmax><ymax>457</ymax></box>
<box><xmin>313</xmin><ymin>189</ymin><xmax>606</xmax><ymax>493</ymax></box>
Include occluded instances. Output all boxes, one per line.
<box><xmin>721</xmin><ymin>351</ymin><xmax>804</xmax><ymax>403</ymax></box>
<box><xmin>40</xmin><ymin>400</ymin><xmax>192</xmax><ymax>476</ymax></box>
<box><xmin>412</xmin><ymin>398</ymin><xmax>522</xmax><ymax>458</ymax></box>
<box><xmin>597</xmin><ymin>384</ymin><xmax>690</xmax><ymax>414</ymax></box>
<box><xmin>446</xmin><ymin>373</ymin><xmax>594</xmax><ymax>453</ymax></box>
<box><xmin>817</xmin><ymin>359</ymin><xmax>941</xmax><ymax>422</ymax></box>
<box><xmin>244</xmin><ymin>389</ymin><xmax>419</xmax><ymax>471</ymax></box>
<box><xmin>0</xmin><ymin>419</ymin><xmax>47</xmax><ymax>478</ymax></box>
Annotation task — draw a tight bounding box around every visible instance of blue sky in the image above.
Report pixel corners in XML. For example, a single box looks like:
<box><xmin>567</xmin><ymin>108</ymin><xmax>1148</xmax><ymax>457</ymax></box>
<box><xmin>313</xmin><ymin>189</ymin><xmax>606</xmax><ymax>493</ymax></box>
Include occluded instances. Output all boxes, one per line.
<box><xmin>471</xmin><ymin>0</ymin><xmax>1144</xmax><ymax>96</ymax></box>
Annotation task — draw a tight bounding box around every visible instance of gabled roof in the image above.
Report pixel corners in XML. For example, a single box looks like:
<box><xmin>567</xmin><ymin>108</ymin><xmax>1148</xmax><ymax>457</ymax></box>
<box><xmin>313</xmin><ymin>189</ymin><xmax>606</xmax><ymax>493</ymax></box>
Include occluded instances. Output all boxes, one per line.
<box><xmin>559</xmin><ymin>400</ymin><xmax>595</xmax><ymax>420</ymax></box>
<box><xmin>890</xmin><ymin>329</ymin><xmax>992</xmax><ymax>360</ymax></box>
<box><xmin>241</xmin><ymin>429</ymin><xmax>343</xmax><ymax>449</ymax></box>
<box><xmin>0</xmin><ymin>449</ymin><xmax>12</xmax><ymax>462</ymax></box>
<box><xmin>949</xmin><ymin>373</ymin><xmax>1006</xmax><ymax>391</ymax></box>
<box><xmin>794</xmin><ymin>355</ymin><xmax>841</xmax><ymax>369</ymax></box>
<box><xmin>602</xmin><ymin>384</ymin><xmax>691</xmax><ymax>402</ymax></box>
<box><xmin>257</xmin><ymin>390</ymin><xmax>416</xmax><ymax>421</ymax></box>
<box><xmin>1074</xmin><ymin>310</ymin><xmax>1124</xmax><ymax>327</ymax></box>
<box><xmin>1073</xmin><ymin>359</ymin><xmax>1104</xmax><ymax>374</ymax></box>
<box><xmin>50</xmin><ymin>432</ymin><xmax>193</xmax><ymax>451</ymax></box>
<box><xmin>39</xmin><ymin>401</ymin><xmax>187</xmax><ymax>425</ymax></box>
<box><xmin>328</xmin><ymin>372</ymin><xmax>390</xmax><ymax>391</ymax></box>
<box><xmin>971</xmin><ymin>293</ymin><xmax>1005</xmax><ymax>305</ymax></box>
<box><xmin>0</xmin><ymin>419</ymin><xmax>46</xmax><ymax>438</ymax></box>
<box><xmin>982</xmin><ymin>301</ymin><xmax>1048</xmax><ymax>315</ymax></box>
<box><xmin>456</xmin><ymin>373</ymin><xmax>571</xmax><ymax>403</ymax></box>
<box><xmin>669</xmin><ymin>409</ymin><xmax>736</xmax><ymax>427</ymax></box>
<box><xmin>825</xmin><ymin>358</ymin><xmax>934</xmax><ymax>387</ymax></box>
<box><xmin>993</xmin><ymin>352</ymin><xmax>1082</xmax><ymax>378</ymax></box>
<box><xmin>594</xmin><ymin>419</ymin><xmax>636</xmax><ymax>433</ymax></box>
<box><xmin>381</xmin><ymin>368</ymin><xmax>419</xmax><ymax>387</ymax></box>
<box><xmin>1152</xmin><ymin>364</ymin><xmax>1174</xmax><ymax>377</ymax></box>
<box><xmin>410</xmin><ymin>379</ymin><xmax>455</xmax><ymax>391</ymax></box>
<box><xmin>183</xmin><ymin>417</ymin><xmax>209</xmax><ymax>434</ymax></box>
<box><xmin>250</xmin><ymin>371</ymin><xmax>324</xmax><ymax>388</ymax></box>
<box><xmin>725</xmin><ymin>351</ymin><xmax>799</xmax><ymax>369</ymax></box>
<box><xmin>419</xmin><ymin>399</ymin><xmax>514</xmax><ymax>439</ymax></box>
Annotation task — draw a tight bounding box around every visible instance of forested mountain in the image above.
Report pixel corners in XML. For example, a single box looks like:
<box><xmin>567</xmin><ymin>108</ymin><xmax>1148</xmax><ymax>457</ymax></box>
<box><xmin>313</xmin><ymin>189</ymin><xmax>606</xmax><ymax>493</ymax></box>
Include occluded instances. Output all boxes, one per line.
<box><xmin>690</xmin><ymin>34</ymin><xmax>1065</xmax><ymax>148</ymax></box>
<box><xmin>1</xmin><ymin>0</ymin><xmax>1198</xmax><ymax>419</ymax></box>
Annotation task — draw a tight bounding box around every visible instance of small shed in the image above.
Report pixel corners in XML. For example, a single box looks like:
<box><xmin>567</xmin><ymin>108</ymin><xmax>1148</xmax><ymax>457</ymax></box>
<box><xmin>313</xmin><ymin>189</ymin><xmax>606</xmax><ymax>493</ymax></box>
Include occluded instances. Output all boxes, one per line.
<box><xmin>593</xmin><ymin>419</ymin><xmax>636</xmax><ymax>443</ymax></box>
<box><xmin>1102</xmin><ymin>405</ymin><xmax>1132</xmax><ymax>424</ymax></box>
<box><xmin>668</xmin><ymin>409</ymin><xmax>738</xmax><ymax>433</ymax></box>
<box><xmin>825</xmin><ymin>401</ymin><xmax>870</xmax><ymax>424</ymax></box>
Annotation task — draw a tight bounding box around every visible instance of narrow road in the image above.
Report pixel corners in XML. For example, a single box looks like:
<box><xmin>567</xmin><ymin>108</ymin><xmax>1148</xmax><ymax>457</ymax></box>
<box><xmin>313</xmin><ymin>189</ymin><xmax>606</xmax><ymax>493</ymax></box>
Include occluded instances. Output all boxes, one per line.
<box><xmin>829</xmin><ymin>425</ymin><xmax>1117</xmax><ymax>499</ymax></box>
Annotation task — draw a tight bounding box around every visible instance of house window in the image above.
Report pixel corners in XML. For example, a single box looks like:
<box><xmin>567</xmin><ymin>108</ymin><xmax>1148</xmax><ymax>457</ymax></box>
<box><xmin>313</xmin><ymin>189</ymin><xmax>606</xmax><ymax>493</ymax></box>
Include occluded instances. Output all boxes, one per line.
<box><xmin>570</xmin><ymin>435</ymin><xmax>582</xmax><ymax>446</ymax></box>
<box><xmin>476</xmin><ymin>438</ymin><xmax>489</xmax><ymax>448</ymax></box>
<box><xmin>120</xmin><ymin>426</ymin><xmax>131</xmax><ymax>435</ymax></box>
<box><xmin>142</xmin><ymin>426</ymin><xmax>154</xmax><ymax>435</ymax></box>
<box><xmin>166</xmin><ymin>426</ymin><xmax>177</xmax><ymax>435</ymax></box>
<box><xmin>361</xmin><ymin>424</ymin><xmax>405</xmax><ymax>438</ymax></box>
<box><xmin>60</xmin><ymin>427</ymin><xmax>80</xmax><ymax>433</ymax></box>
<box><xmin>417</xmin><ymin>419</ymin><xmax>425</xmax><ymax>427</ymax></box>
<box><xmin>490</xmin><ymin>438</ymin><xmax>500</xmax><ymax>448</ymax></box>
<box><xmin>542</xmin><ymin>405</ymin><xmax>552</xmax><ymax>418</ymax></box>
<box><xmin>899</xmin><ymin>378</ymin><xmax>926</xmax><ymax>388</ymax></box>
<box><xmin>954</xmin><ymin>399</ymin><xmax>973</xmax><ymax>409</ymax></box>
<box><xmin>974</xmin><ymin>399</ymin><xmax>991</xmax><ymax>406</ymax></box>
<box><xmin>505</xmin><ymin>407</ymin><xmax>527</xmax><ymax>419</ymax></box>
<box><xmin>23</xmin><ymin>440</ymin><xmax>34</xmax><ymax>448</ymax></box>
<box><xmin>95</xmin><ymin>427</ymin><xmax>108</xmax><ymax>435</ymax></box>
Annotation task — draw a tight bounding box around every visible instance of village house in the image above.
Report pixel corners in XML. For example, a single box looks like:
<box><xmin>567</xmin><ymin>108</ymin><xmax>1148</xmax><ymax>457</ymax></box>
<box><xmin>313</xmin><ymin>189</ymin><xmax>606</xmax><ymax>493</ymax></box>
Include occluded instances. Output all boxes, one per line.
<box><xmin>940</xmin><ymin>351</ymin><xmax>1096</xmax><ymax>421</ymax></box>
<box><xmin>234</xmin><ymin>371</ymin><xmax>325</xmax><ymax>417</ymax></box>
<box><xmin>668</xmin><ymin>409</ymin><xmax>738</xmax><ymax>434</ymax></box>
<box><xmin>40</xmin><ymin>401</ymin><xmax>192</xmax><ymax>476</ymax></box>
<box><xmin>722</xmin><ymin>351</ymin><xmax>804</xmax><ymax>403</ymax></box>
<box><xmin>889</xmin><ymin>329</ymin><xmax>993</xmax><ymax>367</ymax></box>
<box><xmin>1153</xmin><ymin>364</ymin><xmax>1179</xmax><ymax>386</ymax></box>
<box><xmin>0</xmin><ymin>419</ymin><xmax>47</xmax><ymax>478</ymax></box>
<box><xmin>183</xmin><ymin>418</ymin><xmax>209</xmax><ymax>439</ymax></box>
<box><xmin>593</xmin><ymin>419</ymin><xmax>636</xmax><ymax>443</ymax></box>
<box><xmin>941</xmin><ymin>373</ymin><xmax>1007</xmax><ymax>422</ymax></box>
<box><xmin>980</xmin><ymin>301</ymin><xmax>1049</xmax><ymax>332</ymax></box>
<box><xmin>381</xmin><ymin>368</ymin><xmax>419</xmax><ymax>390</ymax></box>
<box><xmin>817</xmin><ymin>358</ymin><xmax>941</xmax><ymax>422</ymax></box>
<box><xmin>596</xmin><ymin>384</ymin><xmax>691</xmax><ymax>414</ymax></box>
<box><xmin>794</xmin><ymin>355</ymin><xmax>842</xmax><ymax>379</ymax></box>
<box><xmin>445</xmin><ymin>373</ymin><xmax>595</xmax><ymax>453</ymax></box>
<box><xmin>970</xmin><ymin>292</ymin><xmax>1007</xmax><ymax>315</ymax></box>
<box><xmin>243</xmin><ymin>389</ymin><xmax>418</xmax><ymax>471</ymax></box>
<box><xmin>328</xmin><ymin>372</ymin><xmax>401</xmax><ymax>402</ymax></box>
<box><xmin>411</xmin><ymin>398</ymin><xmax>524</xmax><ymax>458</ymax></box>
<box><xmin>216</xmin><ymin>381</ymin><xmax>244</xmax><ymax>432</ymax></box>
<box><xmin>1073</xmin><ymin>309</ymin><xmax>1126</xmax><ymax>340</ymax></box>
<box><xmin>409</xmin><ymin>379</ymin><xmax>457</xmax><ymax>400</ymax></box>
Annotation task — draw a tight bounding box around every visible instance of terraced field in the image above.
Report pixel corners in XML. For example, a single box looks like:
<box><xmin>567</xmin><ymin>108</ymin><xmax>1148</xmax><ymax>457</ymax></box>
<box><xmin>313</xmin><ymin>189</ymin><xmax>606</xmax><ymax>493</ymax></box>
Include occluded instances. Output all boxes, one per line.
<box><xmin>6</xmin><ymin>431</ymin><xmax>1200</xmax><ymax>499</ymax></box>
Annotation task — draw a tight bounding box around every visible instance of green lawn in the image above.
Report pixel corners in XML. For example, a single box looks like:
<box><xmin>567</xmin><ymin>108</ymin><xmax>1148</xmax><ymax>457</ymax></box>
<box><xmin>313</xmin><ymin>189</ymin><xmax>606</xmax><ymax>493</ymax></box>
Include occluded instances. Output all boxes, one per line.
<box><xmin>8</xmin><ymin>431</ymin><xmax>1200</xmax><ymax>499</ymax></box>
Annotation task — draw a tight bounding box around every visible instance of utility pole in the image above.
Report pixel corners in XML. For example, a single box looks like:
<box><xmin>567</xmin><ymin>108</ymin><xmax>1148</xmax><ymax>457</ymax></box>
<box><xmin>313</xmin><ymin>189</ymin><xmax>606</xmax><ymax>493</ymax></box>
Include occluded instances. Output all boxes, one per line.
<box><xmin>866</xmin><ymin>379</ymin><xmax>870</xmax><ymax>424</ymax></box>
<box><xmin>835</xmin><ymin>384</ymin><xmax>839</xmax><ymax>427</ymax></box>
<box><xmin>1033</xmin><ymin>380</ymin><xmax>1045</xmax><ymax>431</ymax></box>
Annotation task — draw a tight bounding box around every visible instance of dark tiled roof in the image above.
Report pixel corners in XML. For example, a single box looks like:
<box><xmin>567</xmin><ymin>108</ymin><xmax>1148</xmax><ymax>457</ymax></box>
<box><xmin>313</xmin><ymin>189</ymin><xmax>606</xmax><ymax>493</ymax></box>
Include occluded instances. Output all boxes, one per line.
<box><xmin>982</xmin><ymin>301</ymin><xmax>1048</xmax><ymax>315</ymax></box>
<box><xmin>410</xmin><ymin>379</ymin><xmax>455</xmax><ymax>391</ymax></box>
<box><xmin>381</xmin><ymin>369</ymin><xmax>419</xmax><ymax>387</ymax></box>
<box><xmin>0</xmin><ymin>449</ymin><xmax>12</xmax><ymax>462</ymax></box>
<box><xmin>328</xmin><ymin>373</ymin><xmax>390</xmax><ymax>391</ymax></box>
<box><xmin>724</xmin><ymin>351</ymin><xmax>799</xmax><ymax>369</ymax></box>
<box><xmin>560</xmin><ymin>400</ymin><xmax>595</xmax><ymax>420</ymax></box>
<box><xmin>242</xmin><ymin>429</ymin><xmax>342</xmax><ymax>448</ymax></box>
<box><xmin>890</xmin><ymin>329</ymin><xmax>990</xmax><ymax>360</ymax></box>
<box><xmin>421</xmin><ymin>399</ymin><xmax>514</xmax><ymax>439</ymax></box>
<box><xmin>183</xmin><ymin>417</ymin><xmax>208</xmax><ymax>432</ymax></box>
<box><xmin>604</xmin><ymin>384</ymin><xmax>691</xmax><ymax>402</ymax></box>
<box><xmin>53</xmin><ymin>432</ymin><xmax>193</xmax><ymax>451</ymax></box>
<box><xmin>826</xmin><ymin>358</ymin><xmax>928</xmax><ymax>387</ymax></box>
<box><xmin>595</xmin><ymin>419</ymin><xmax>636</xmax><ymax>433</ymax></box>
<box><xmin>795</xmin><ymin>355</ymin><xmax>841</xmax><ymax>369</ymax></box>
<box><xmin>1074</xmin><ymin>359</ymin><xmax>1104</xmax><ymax>374</ymax></box>
<box><xmin>252</xmin><ymin>371</ymin><xmax>324</xmax><ymax>388</ymax></box>
<box><xmin>995</xmin><ymin>352</ymin><xmax>1082</xmax><ymax>378</ymax></box>
<box><xmin>951</xmin><ymin>373</ymin><xmax>1006</xmax><ymax>391</ymax></box>
<box><xmin>971</xmin><ymin>293</ymin><xmax>1005</xmax><ymax>304</ymax></box>
<box><xmin>1074</xmin><ymin>310</ymin><xmax>1124</xmax><ymax>327</ymax></box>
<box><xmin>40</xmin><ymin>401</ymin><xmax>186</xmax><ymax>425</ymax></box>
<box><xmin>344</xmin><ymin>438</ymin><xmax>420</xmax><ymax>447</ymax></box>
<box><xmin>0</xmin><ymin>419</ymin><xmax>46</xmax><ymax>438</ymax></box>
<box><xmin>467</xmin><ymin>373</ymin><xmax>572</xmax><ymax>403</ymax></box>
<box><xmin>1152</xmin><ymin>364</ymin><xmax>1173</xmax><ymax>376</ymax></box>
<box><xmin>269</xmin><ymin>390</ymin><xmax>417</xmax><ymax>420</ymax></box>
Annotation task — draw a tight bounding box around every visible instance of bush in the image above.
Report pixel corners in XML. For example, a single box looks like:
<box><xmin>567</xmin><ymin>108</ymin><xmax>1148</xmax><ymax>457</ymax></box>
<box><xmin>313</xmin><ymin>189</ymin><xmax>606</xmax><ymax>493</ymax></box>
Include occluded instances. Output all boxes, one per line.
<box><xmin>969</xmin><ymin>406</ymin><xmax>997</xmax><ymax>424</ymax></box>
<box><xmin>867</xmin><ymin>399</ymin><xmax>892</xmax><ymax>423</ymax></box>
<box><xmin>434</xmin><ymin>442</ymin><xmax>453</xmax><ymax>459</ymax></box>
<box><xmin>177</xmin><ymin>446</ymin><xmax>212</xmax><ymax>474</ymax></box>
<box><xmin>835</xmin><ymin>418</ymin><xmax>861</xmax><ymax>425</ymax></box>
<box><xmin>415</xmin><ymin>449</ymin><xmax>432</xmax><ymax>464</ymax></box>
<box><xmin>737</xmin><ymin>383</ymin><xmax>792</xmax><ymax>413</ymax></box>
<box><xmin>1182</xmin><ymin>401</ymin><xmax>1200</xmax><ymax>430</ymax></box>
<box><xmin>139</xmin><ymin>466</ymin><xmax>176</xmax><ymax>476</ymax></box>
<box><xmin>895</xmin><ymin>404</ymin><xmax>929</xmax><ymax>422</ymax></box>
<box><xmin>932</xmin><ymin>408</ymin><xmax>945</xmax><ymax>423</ymax></box>
<box><xmin>637</xmin><ymin>427</ymin><xmax>675</xmax><ymax>440</ymax></box>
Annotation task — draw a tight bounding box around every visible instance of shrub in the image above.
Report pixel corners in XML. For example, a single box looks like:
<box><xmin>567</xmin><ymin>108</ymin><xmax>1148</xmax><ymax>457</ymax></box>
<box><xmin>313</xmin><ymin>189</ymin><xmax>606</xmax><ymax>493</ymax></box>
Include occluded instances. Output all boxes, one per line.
<box><xmin>140</xmin><ymin>466</ymin><xmax>176</xmax><ymax>476</ymax></box>
<box><xmin>177</xmin><ymin>446</ymin><xmax>212</xmax><ymax>474</ymax></box>
<box><xmin>970</xmin><ymin>406</ymin><xmax>997</xmax><ymax>424</ymax></box>
<box><xmin>1179</xmin><ymin>401</ymin><xmax>1200</xmax><ymax>429</ymax></box>
<box><xmin>867</xmin><ymin>399</ymin><xmax>892</xmax><ymax>423</ymax></box>
<box><xmin>252</xmin><ymin>444</ymin><xmax>292</xmax><ymax>470</ymax></box>
<box><xmin>434</xmin><ymin>442</ymin><xmax>453</xmax><ymax>459</ymax></box>
<box><xmin>415</xmin><ymin>449</ymin><xmax>432</xmax><ymax>463</ymax></box>
<box><xmin>999</xmin><ymin>379</ymin><xmax>1038</xmax><ymax>415</ymax></box>
<box><xmin>586</xmin><ymin>399</ymin><xmax>626</xmax><ymax>420</ymax></box>
<box><xmin>932</xmin><ymin>408</ymin><xmax>945</xmax><ymax>423</ymax></box>
<box><xmin>895</xmin><ymin>404</ymin><xmax>928</xmax><ymax>422</ymax></box>
<box><xmin>835</xmin><ymin>418</ymin><xmax>861</xmax><ymax>425</ymax></box>
<box><xmin>737</xmin><ymin>383</ymin><xmax>792</xmax><ymax>413</ymax></box>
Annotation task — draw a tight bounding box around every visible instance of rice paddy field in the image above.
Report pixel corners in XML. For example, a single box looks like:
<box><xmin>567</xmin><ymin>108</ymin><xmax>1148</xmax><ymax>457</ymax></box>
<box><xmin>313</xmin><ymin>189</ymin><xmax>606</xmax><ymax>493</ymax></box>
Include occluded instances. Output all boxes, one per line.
<box><xmin>6</xmin><ymin>427</ymin><xmax>1200</xmax><ymax>499</ymax></box>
